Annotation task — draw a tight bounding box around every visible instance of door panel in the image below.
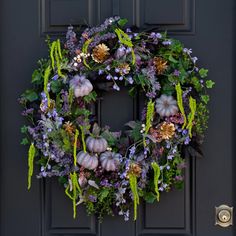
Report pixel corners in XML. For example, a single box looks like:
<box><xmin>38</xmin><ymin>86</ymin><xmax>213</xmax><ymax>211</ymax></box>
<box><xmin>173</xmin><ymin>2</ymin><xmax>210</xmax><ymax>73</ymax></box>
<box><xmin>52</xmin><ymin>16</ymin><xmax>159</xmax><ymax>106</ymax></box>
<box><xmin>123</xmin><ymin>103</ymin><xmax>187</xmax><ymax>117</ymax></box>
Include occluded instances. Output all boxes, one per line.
<box><xmin>0</xmin><ymin>0</ymin><xmax>234</xmax><ymax>236</ymax></box>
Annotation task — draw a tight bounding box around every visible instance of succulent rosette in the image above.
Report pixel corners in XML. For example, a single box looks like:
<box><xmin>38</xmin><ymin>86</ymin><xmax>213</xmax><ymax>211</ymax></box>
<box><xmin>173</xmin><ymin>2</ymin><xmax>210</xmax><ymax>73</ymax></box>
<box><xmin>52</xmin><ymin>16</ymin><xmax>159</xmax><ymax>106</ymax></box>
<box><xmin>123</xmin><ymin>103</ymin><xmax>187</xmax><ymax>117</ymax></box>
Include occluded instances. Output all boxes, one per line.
<box><xmin>19</xmin><ymin>17</ymin><xmax>214</xmax><ymax>221</ymax></box>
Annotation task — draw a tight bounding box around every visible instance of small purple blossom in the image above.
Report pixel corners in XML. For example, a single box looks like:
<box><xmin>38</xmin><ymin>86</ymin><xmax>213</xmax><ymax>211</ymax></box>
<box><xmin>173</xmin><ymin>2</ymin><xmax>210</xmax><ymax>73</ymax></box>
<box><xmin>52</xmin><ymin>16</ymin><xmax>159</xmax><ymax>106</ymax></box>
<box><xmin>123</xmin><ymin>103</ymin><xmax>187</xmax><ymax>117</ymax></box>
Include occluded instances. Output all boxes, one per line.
<box><xmin>162</xmin><ymin>40</ymin><xmax>172</xmax><ymax>45</ymax></box>
<box><xmin>126</xmin><ymin>76</ymin><xmax>134</xmax><ymax>84</ymax></box>
<box><xmin>106</xmin><ymin>74</ymin><xmax>112</xmax><ymax>80</ymax></box>
<box><xmin>183</xmin><ymin>48</ymin><xmax>192</xmax><ymax>55</ymax></box>
<box><xmin>191</xmin><ymin>57</ymin><xmax>198</xmax><ymax>64</ymax></box>
<box><xmin>173</xmin><ymin>69</ymin><xmax>180</xmax><ymax>77</ymax></box>
<box><xmin>113</xmin><ymin>83</ymin><xmax>120</xmax><ymax>91</ymax></box>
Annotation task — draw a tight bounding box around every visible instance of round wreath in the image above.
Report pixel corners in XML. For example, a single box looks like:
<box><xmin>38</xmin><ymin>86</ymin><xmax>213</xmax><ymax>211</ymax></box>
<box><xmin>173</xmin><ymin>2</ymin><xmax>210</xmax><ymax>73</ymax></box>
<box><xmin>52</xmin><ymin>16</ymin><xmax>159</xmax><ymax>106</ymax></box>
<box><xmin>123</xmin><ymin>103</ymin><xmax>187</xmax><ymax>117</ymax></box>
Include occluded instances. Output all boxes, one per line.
<box><xmin>19</xmin><ymin>17</ymin><xmax>214</xmax><ymax>221</ymax></box>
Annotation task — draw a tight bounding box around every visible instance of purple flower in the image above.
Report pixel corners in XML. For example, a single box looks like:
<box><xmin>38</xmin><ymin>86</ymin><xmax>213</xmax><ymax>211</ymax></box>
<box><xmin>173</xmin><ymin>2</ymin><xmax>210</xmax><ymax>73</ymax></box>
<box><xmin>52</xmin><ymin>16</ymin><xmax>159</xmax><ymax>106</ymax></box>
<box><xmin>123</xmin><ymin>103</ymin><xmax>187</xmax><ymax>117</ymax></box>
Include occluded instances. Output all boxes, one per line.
<box><xmin>183</xmin><ymin>48</ymin><xmax>192</xmax><ymax>55</ymax></box>
<box><xmin>173</xmin><ymin>69</ymin><xmax>180</xmax><ymax>76</ymax></box>
<box><xmin>98</xmin><ymin>69</ymin><xmax>104</xmax><ymax>75</ymax></box>
<box><xmin>184</xmin><ymin>136</ymin><xmax>191</xmax><ymax>145</ymax></box>
<box><xmin>88</xmin><ymin>195</ymin><xmax>97</xmax><ymax>202</ymax></box>
<box><xmin>51</xmin><ymin>74</ymin><xmax>59</xmax><ymax>80</ymax></box>
<box><xmin>127</xmin><ymin>76</ymin><xmax>134</xmax><ymax>84</ymax></box>
<box><xmin>191</xmin><ymin>57</ymin><xmax>198</xmax><ymax>64</ymax></box>
<box><xmin>100</xmin><ymin>179</ymin><xmax>112</xmax><ymax>187</ymax></box>
<box><xmin>115</xmin><ymin>46</ymin><xmax>126</xmax><ymax>59</ymax></box>
<box><xmin>146</xmin><ymin>91</ymin><xmax>156</xmax><ymax>98</ymax></box>
<box><xmin>106</xmin><ymin>74</ymin><xmax>112</xmax><ymax>80</ymax></box>
<box><xmin>162</xmin><ymin>40</ymin><xmax>172</xmax><ymax>45</ymax></box>
<box><xmin>113</xmin><ymin>83</ymin><xmax>120</xmax><ymax>91</ymax></box>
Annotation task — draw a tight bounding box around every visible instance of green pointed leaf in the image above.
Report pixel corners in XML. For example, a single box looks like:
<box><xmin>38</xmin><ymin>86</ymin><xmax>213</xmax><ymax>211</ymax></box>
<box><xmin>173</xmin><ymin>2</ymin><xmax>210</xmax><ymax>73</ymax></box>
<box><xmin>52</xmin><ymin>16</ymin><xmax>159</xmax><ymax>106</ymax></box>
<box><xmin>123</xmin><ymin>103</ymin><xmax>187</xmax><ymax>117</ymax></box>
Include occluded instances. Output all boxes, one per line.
<box><xmin>22</xmin><ymin>90</ymin><xmax>39</xmax><ymax>102</ymax></box>
<box><xmin>201</xmin><ymin>95</ymin><xmax>210</xmax><ymax>104</ymax></box>
<box><xmin>205</xmin><ymin>80</ymin><xmax>215</xmax><ymax>88</ymax></box>
<box><xmin>199</xmin><ymin>68</ymin><xmax>208</xmax><ymax>78</ymax></box>
<box><xmin>21</xmin><ymin>137</ymin><xmax>29</xmax><ymax>145</ymax></box>
<box><xmin>118</xmin><ymin>18</ymin><xmax>128</xmax><ymax>27</ymax></box>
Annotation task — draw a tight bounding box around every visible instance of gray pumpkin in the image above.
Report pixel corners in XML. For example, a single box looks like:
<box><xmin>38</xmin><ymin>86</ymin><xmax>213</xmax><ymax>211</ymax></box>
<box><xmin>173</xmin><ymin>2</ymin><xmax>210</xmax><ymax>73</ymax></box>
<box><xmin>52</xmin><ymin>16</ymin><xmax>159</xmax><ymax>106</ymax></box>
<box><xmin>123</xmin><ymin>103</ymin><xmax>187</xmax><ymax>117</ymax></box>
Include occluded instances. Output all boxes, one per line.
<box><xmin>86</xmin><ymin>136</ymin><xmax>108</xmax><ymax>153</ymax></box>
<box><xmin>100</xmin><ymin>151</ymin><xmax>120</xmax><ymax>171</ymax></box>
<box><xmin>77</xmin><ymin>151</ymin><xmax>98</xmax><ymax>170</ymax></box>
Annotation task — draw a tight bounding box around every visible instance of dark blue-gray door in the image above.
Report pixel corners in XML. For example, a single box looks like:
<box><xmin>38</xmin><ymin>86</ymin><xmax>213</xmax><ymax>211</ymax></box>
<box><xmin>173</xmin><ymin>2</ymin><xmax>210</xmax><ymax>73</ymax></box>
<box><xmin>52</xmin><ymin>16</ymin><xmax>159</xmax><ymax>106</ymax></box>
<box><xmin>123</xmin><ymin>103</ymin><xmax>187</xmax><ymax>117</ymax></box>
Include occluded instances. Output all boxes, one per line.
<box><xmin>0</xmin><ymin>0</ymin><xmax>234</xmax><ymax>236</ymax></box>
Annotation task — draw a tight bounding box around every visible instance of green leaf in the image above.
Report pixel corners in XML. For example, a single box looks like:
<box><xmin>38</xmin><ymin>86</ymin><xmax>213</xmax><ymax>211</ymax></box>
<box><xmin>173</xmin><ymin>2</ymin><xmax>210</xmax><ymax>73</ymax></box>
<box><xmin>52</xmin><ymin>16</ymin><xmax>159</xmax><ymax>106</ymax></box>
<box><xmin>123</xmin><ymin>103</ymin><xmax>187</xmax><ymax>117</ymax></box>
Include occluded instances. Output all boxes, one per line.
<box><xmin>50</xmin><ymin>80</ymin><xmax>62</xmax><ymax>93</ymax></box>
<box><xmin>22</xmin><ymin>90</ymin><xmax>39</xmax><ymax>102</ymax></box>
<box><xmin>199</xmin><ymin>68</ymin><xmax>208</xmax><ymax>78</ymax></box>
<box><xmin>99</xmin><ymin>188</ymin><xmax>110</xmax><ymax>202</ymax></box>
<box><xmin>83</xmin><ymin>91</ymin><xmax>97</xmax><ymax>103</ymax></box>
<box><xmin>201</xmin><ymin>95</ymin><xmax>210</xmax><ymax>104</ymax></box>
<box><xmin>118</xmin><ymin>18</ymin><xmax>128</xmax><ymax>27</ymax></box>
<box><xmin>58</xmin><ymin>176</ymin><xmax>68</xmax><ymax>185</ymax></box>
<box><xmin>206</xmin><ymin>80</ymin><xmax>215</xmax><ymax>88</ymax></box>
<box><xmin>31</xmin><ymin>70</ymin><xmax>42</xmax><ymax>84</ymax></box>
<box><xmin>162</xmin><ymin>83</ymin><xmax>175</xmax><ymax>95</ymax></box>
<box><xmin>21</xmin><ymin>125</ymin><xmax>28</xmax><ymax>134</ymax></box>
<box><xmin>21</xmin><ymin>137</ymin><xmax>29</xmax><ymax>145</ymax></box>
<box><xmin>168</xmin><ymin>54</ymin><xmax>178</xmax><ymax>63</ymax></box>
<box><xmin>144</xmin><ymin>192</ymin><xmax>156</xmax><ymax>203</ymax></box>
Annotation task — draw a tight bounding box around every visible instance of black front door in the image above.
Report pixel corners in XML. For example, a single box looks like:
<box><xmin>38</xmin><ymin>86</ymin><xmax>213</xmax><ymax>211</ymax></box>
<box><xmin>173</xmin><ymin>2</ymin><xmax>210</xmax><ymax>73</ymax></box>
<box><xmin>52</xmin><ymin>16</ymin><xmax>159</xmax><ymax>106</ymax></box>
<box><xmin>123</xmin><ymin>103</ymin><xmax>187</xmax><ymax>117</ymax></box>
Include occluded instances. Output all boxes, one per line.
<box><xmin>0</xmin><ymin>0</ymin><xmax>235</xmax><ymax>236</ymax></box>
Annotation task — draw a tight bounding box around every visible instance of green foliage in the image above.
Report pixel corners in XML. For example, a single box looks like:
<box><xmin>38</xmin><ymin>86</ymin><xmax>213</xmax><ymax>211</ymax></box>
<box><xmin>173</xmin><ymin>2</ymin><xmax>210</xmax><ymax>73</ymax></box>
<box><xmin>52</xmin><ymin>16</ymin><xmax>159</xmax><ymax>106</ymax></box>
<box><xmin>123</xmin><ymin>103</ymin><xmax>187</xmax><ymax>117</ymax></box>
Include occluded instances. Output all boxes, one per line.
<box><xmin>145</xmin><ymin>100</ymin><xmax>155</xmax><ymax>133</ymax></box>
<box><xmin>80</xmin><ymin>126</ymin><xmax>86</xmax><ymax>152</ymax></box>
<box><xmin>201</xmin><ymin>95</ymin><xmax>210</xmax><ymax>104</ymax></box>
<box><xmin>50</xmin><ymin>80</ymin><xmax>63</xmax><ymax>93</ymax></box>
<box><xmin>195</xmin><ymin>103</ymin><xmax>209</xmax><ymax>134</ymax></box>
<box><xmin>130</xmin><ymin>122</ymin><xmax>142</xmax><ymax>142</ymax></box>
<box><xmin>129</xmin><ymin>174</ymin><xmax>139</xmax><ymax>220</ymax></box>
<box><xmin>199</xmin><ymin>68</ymin><xmax>208</xmax><ymax>78</ymax></box>
<box><xmin>143</xmin><ymin>191</ymin><xmax>157</xmax><ymax>203</ymax></box>
<box><xmin>21</xmin><ymin>137</ymin><xmax>29</xmax><ymax>145</ymax></box>
<box><xmin>134</xmin><ymin>74</ymin><xmax>150</xmax><ymax>88</ymax></box>
<box><xmin>190</xmin><ymin>77</ymin><xmax>202</xmax><ymax>92</ymax></box>
<box><xmin>21</xmin><ymin>125</ymin><xmax>28</xmax><ymax>134</ymax></box>
<box><xmin>22</xmin><ymin>89</ymin><xmax>39</xmax><ymax>102</ymax></box>
<box><xmin>101</xmin><ymin>130</ymin><xmax>117</xmax><ymax>146</ymax></box>
<box><xmin>187</xmin><ymin>96</ymin><xmax>197</xmax><ymax>137</ymax></box>
<box><xmin>175</xmin><ymin>83</ymin><xmax>187</xmax><ymax>128</ymax></box>
<box><xmin>28</xmin><ymin>143</ymin><xmax>36</xmax><ymax>190</ymax></box>
<box><xmin>206</xmin><ymin>80</ymin><xmax>215</xmax><ymax>88</ymax></box>
<box><xmin>151</xmin><ymin>162</ymin><xmax>161</xmax><ymax>201</ymax></box>
<box><xmin>83</xmin><ymin>91</ymin><xmax>97</xmax><ymax>103</ymax></box>
<box><xmin>118</xmin><ymin>18</ymin><xmax>128</xmax><ymax>27</ymax></box>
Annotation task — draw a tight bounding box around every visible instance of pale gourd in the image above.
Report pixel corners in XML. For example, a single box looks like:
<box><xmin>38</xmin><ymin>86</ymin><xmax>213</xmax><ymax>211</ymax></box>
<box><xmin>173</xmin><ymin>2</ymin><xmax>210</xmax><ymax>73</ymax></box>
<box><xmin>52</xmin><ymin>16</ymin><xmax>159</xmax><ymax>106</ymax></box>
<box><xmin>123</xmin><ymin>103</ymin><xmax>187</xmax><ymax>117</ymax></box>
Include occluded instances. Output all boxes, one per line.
<box><xmin>100</xmin><ymin>151</ymin><xmax>120</xmax><ymax>171</ymax></box>
<box><xmin>86</xmin><ymin>136</ymin><xmax>108</xmax><ymax>153</ymax></box>
<box><xmin>77</xmin><ymin>151</ymin><xmax>98</xmax><ymax>170</ymax></box>
<box><xmin>70</xmin><ymin>75</ymin><xmax>93</xmax><ymax>97</ymax></box>
<box><xmin>155</xmin><ymin>94</ymin><xmax>178</xmax><ymax>117</ymax></box>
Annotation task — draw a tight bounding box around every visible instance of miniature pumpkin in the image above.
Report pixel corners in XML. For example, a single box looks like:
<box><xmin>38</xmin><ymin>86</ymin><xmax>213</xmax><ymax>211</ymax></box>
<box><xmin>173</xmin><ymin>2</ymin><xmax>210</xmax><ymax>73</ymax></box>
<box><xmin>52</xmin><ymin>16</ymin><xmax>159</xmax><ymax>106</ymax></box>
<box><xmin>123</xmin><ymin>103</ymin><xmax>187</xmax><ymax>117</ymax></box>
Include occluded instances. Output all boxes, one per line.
<box><xmin>100</xmin><ymin>151</ymin><xmax>120</xmax><ymax>171</ymax></box>
<box><xmin>77</xmin><ymin>151</ymin><xmax>98</xmax><ymax>170</ymax></box>
<box><xmin>86</xmin><ymin>136</ymin><xmax>108</xmax><ymax>153</ymax></box>
<box><xmin>70</xmin><ymin>75</ymin><xmax>93</xmax><ymax>97</ymax></box>
<box><xmin>155</xmin><ymin>94</ymin><xmax>178</xmax><ymax>117</ymax></box>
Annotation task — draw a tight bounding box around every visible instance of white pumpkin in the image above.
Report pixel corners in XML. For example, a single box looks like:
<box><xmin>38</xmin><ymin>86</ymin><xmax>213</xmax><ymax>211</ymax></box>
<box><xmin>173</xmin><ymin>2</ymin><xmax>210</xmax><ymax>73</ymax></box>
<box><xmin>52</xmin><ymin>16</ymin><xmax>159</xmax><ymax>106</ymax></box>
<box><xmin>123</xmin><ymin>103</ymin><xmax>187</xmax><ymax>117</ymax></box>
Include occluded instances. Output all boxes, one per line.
<box><xmin>155</xmin><ymin>94</ymin><xmax>178</xmax><ymax>117</ymax></box>
<box><xmin>77</xmin><ymin>151</ymin><xmax>98</xmax><ymax>170</ymax></box>
<box><xmin>100</xmin><ymin>151</ymin><xmax>120</xmax><ymax>171</ymax></box>
<box><xmin>70</xmin><ymin>75</ymin><xmax>93</xmax><ymax>97</ymax></box>
<box><xmin>86</xmin><ymin>136</ymin><xmax>108</xmax><ymax>153</ymax></box>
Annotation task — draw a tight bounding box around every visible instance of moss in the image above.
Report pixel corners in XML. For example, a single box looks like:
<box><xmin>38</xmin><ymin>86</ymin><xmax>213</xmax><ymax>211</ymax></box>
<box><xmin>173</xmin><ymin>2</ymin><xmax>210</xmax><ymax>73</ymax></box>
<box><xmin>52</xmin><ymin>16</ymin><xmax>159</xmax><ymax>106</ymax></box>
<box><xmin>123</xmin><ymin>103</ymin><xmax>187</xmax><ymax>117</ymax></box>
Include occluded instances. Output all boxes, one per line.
<box><xmin>129</xmin><ymin>173</ymin><xmax>139</xmax><ymax>220</ymax></box>
<box><xmin>187</xmin><ymin>96</ymin><xmax>197</xmax><ymax>137</ymax></box>
<box><xmin>43</xmin><ymin>65</ymin><xmax>51</xmax><ymax>106</ymax></box>
<box><xmin>175</xmin><ymin>83</ymin><xmax>187</xmax><ymax>128</ymax></box>
<box><xmin>27</xmin><ymin>143</ymin><xmax>36</xmax><ymax>190</ymax></box>
<box><xmin>73</xmin><ymin>129</ymin><xmax>79</xmax><ymax>166</ymax></box>
<box><xmin>151</xmin><ymin>162</ymin><xmax>161</xmax><ymax>201</ymax></box>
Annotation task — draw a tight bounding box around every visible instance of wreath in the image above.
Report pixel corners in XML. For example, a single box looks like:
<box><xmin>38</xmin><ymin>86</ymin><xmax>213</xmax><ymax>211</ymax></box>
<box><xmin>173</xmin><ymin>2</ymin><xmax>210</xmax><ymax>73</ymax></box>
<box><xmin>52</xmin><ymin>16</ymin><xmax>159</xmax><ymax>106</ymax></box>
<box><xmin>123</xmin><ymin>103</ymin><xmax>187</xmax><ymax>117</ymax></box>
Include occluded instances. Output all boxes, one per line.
<box><xmin>19</xmin><ymin>17</ymin><xmax>214</xmax><ymax>221</ymax></box>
